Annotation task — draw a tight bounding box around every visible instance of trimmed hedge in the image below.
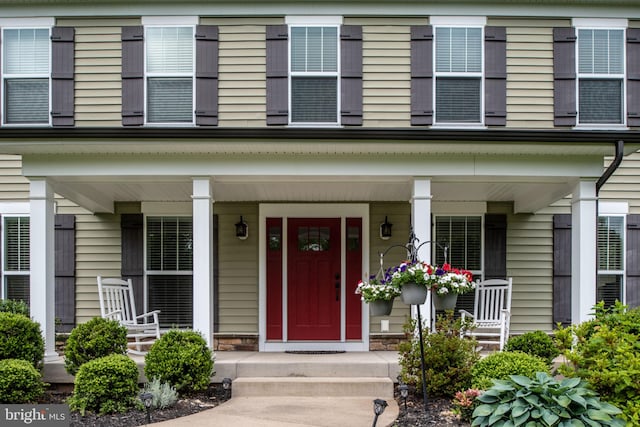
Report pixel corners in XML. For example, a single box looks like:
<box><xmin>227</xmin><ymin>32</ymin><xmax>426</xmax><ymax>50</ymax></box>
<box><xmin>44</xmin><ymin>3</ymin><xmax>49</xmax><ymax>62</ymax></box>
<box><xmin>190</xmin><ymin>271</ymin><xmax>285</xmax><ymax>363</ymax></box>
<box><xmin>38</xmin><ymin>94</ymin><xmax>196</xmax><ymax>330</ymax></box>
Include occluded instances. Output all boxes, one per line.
<box><xmin>0</xmin><ymin>312</ymin><xmax>44</xmax><ymax>370</ymax></box>
<box><xmin>0</xmin><ymin>359</ymin><xmax>45</xmax><ymax>403</ymax></box>
<box><xmin>64</xmin><ymin>317</ymin><xmax>128</xmax><ymax>375</ymax></box>
<box><xmin>471</xmin><ymin>351</ymin><xmax>549</xmax><ymax>390</ymax></box>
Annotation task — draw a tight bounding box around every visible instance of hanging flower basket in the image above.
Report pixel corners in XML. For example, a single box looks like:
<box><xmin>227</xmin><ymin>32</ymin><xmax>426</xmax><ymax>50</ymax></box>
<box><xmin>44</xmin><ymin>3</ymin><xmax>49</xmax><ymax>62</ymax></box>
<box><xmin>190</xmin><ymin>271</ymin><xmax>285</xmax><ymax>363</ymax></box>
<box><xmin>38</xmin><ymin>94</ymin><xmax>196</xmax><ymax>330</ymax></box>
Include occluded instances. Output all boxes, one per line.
<box><xmin>400</xmin><ymin>282</ymin><xmax>428</xmax><ymax>305</ymax></box>
<box><xmin>369</xmin><ymin>298</ymin><xmax>395</xmax><ymax>316</ymax></box>
<box><xmin>432</xmin><ymin>292</ymin><xmax>458</xmax><ymax>310</ymax></box>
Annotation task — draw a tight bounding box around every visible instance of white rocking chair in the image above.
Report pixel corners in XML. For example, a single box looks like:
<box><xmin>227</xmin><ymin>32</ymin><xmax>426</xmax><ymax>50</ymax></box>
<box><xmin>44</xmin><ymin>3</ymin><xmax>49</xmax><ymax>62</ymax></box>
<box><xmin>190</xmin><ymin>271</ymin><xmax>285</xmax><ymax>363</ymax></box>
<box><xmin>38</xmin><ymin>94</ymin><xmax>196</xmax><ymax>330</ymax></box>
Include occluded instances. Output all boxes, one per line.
<box><xmin>460</xmin><ymin>278</ymin><xmax>512</xmax><ymax>351</ymax></box>
<box><xmin>97</xmin><ymin>276</ymin><xmax>161</xmax><ymax>355</ymax></box>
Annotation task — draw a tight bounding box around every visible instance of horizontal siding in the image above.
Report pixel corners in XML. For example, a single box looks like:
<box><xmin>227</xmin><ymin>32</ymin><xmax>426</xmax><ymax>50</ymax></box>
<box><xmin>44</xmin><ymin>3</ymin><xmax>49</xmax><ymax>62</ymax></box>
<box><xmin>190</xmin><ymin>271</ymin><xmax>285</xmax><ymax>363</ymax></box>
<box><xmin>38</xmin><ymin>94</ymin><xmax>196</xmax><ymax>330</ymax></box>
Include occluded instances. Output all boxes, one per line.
<box><xmin>0</xmin><ymin>155</ymin><xmax>29</xmax><ymax>201</ymax></box>
<box><xmin>56</xmin><ymin>18</ymin><xmax>141</xmax><ymax>127</ymax></box>
<box><xmin>599</xmin><ymin>151</ymin><xmax>640</xmax><ymax>213</ymax></box>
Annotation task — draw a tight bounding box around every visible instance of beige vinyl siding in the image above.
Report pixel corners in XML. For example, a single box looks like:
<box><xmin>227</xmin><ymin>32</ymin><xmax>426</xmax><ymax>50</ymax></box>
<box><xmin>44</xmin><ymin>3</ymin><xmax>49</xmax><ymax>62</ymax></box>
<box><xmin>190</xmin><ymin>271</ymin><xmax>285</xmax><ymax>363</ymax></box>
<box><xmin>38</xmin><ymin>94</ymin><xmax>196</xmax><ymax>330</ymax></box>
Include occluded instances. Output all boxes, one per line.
<box><xmin>215</xmin><ymin>203</ymin><xmax>259</xmax><ymax>333</ymax></box>
<box><xmin>201</xmin><ymin>18</ymin><xmax>283</xmax><ymax>127</ymax></box>
<box><xmin>56</xmin><ymin>18</ymin><xmax>141</xmax><ymax>127</ymax></box>
<box><xmin>599</xmin><ymin>151</ymin><xmax>640</xmax><ymax>213</ymax></box>
<box><xmin>489</xmin><ymin>18</ymin><xmax>570</xmax><ymax>129</ymax></box>
<box><xmin>0</xmin><ymin>155</ymin><xmax>29</xmax><ymax>200</ymax></box>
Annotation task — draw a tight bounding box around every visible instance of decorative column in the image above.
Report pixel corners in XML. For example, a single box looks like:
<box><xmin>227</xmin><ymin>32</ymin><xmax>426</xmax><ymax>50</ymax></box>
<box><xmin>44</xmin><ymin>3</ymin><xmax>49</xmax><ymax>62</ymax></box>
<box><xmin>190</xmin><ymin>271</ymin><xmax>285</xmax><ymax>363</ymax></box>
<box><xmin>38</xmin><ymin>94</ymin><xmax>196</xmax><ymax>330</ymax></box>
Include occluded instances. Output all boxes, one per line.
<box><xmin>571</xmin><ymin>180</ymin><xmax>597</xmax><ymax>325</ymax></box>
<box><xmin>411</xmin><ymin>178</ymin><xmax>433</xmax><ymax>327</ymax></box>
<box><xmin>29</xmin><ymin>178</ymin><xmax>57</xmax><ymax>359</ymax></box>
<box><xmin>192</xmin><ymin>178</ymin><xmax>214</xmax><ymax>348</ymax></box>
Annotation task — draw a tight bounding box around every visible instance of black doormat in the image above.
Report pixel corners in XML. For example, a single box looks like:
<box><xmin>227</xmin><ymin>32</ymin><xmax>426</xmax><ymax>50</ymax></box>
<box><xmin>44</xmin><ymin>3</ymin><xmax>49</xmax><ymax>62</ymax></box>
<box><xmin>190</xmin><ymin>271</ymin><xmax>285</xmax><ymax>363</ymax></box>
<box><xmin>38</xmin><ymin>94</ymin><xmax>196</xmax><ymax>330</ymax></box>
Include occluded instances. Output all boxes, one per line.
<box><xmin>285</xmin><ymin>350</ymin><xmax>346</xmax><ymax>354</ymax></box>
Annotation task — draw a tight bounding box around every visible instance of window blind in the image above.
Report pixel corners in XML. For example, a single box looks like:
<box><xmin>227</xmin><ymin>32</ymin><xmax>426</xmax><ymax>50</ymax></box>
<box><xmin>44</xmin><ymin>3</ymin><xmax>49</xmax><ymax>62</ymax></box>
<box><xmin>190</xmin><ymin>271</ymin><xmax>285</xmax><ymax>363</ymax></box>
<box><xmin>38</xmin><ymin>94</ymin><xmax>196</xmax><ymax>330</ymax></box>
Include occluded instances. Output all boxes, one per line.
<box><xmin>4</xmin><ymin>79</ymin><xmax>49</xmax><ymax>124</ymax></box>
<box><xmin>5</xmin><ymin>276</ymin><xmax>30</xmax><ymax>303</ymax></box>
<box><xmin>146</xmin><ymin>216</ymin><xmax>193</xmax><ymax>271</ymax></box>
<box><xmin>435</xmin><ymin>27</ymin><xmax>481</xmax><ymax>73</ymax></box>
<box><xmin>578</xmin><ymin>29</ymin><xmax>624</xmax><ymax>74</ymax></box>
<box><xmin>434</xmin><ymin>216</ymin><xmax>481</xmax><ymax>270</ymax></box>
<box><xmin>579</xmin><ymin>79</ymin><xmax>623</xmax><ymax>123</ymax></box>
<box><xmin>3</xmin><ymin>28</ymin><xmax>49</xmax><ymax>74</ymax></box>
<box><xmin>147</xmin><ymin>77</ymin><xmax>193</xmax><ymax>123</ymax></box>
<box><xmin>291</xmin><ymin>76</ymin><xmax>337</xmax><ymax>122</ymax></box>
<box><xmin>291</xmin><ymin>27</ymin><xmax>337</xmax><ymax>72</ymax></box>
<box><xmin>597</xmin><ymin>216</ymin><xmax>624</xmax><ymax>271</ymax></box>
<box><xmin>148</xmin><ymin>275</ymin><xmax>193</xmax><ymax>328</ymax></box>
<box><xmin>435</xmin><ymin>77</ymin><xmax>481</xmax><ymax>123</ymax></box>
<box><xmin>146</xmin><ymin>27</ymin><xmax>193</xmax><ymax>73</ymax></box>
<box><xmin>4</xmin><ymin>217</ymin><xmax>30</xmax><ymax>272</ymax></box>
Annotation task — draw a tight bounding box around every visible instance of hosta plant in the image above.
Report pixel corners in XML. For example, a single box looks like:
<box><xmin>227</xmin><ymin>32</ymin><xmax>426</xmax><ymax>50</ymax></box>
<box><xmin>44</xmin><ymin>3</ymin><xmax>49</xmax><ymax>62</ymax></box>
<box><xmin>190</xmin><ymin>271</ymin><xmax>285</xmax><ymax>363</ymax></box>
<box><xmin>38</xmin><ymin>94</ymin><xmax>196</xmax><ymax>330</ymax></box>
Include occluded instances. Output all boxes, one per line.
<box><xmin>471</xmin><ymin>372</ymin><xmax>624</xmax><ymax>427</ymax></box>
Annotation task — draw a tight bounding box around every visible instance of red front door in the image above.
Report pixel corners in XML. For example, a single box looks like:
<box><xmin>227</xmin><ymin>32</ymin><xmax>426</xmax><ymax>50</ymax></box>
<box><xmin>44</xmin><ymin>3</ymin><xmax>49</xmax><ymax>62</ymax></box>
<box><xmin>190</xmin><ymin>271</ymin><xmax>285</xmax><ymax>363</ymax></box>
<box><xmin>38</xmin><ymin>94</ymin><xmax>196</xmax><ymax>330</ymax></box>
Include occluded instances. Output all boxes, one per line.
<box><xmin>287</xmin><ymin>218</ymin><xmax>341</xmax><ymax>340</ymax></box>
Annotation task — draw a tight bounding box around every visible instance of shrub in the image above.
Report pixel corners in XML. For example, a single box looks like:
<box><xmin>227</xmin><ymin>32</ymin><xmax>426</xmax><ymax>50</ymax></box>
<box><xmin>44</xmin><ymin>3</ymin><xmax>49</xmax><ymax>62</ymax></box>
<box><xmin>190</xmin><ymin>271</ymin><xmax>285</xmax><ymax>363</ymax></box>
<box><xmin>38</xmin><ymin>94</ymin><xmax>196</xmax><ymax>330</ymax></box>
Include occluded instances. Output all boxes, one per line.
<box><xmin>471</xmin><ymin>351</ymin><xmax>549</xmax><ymax>390</ymax></box>
<box><xmin>0</xmin><ymin>359</ymin><xmax>46</xmax><ymax>403</ymax></box>
<box><xmin>0</xmin><ymin>312</ymin><xmax>44</xmax><ymax>370</ymax></box>
<box><xmin>398</xmin><ymin>312</ymin><xmax>479</xmax><ymax>397</ymax></box>
<box><xmin>0</xmin><ymin>299</ymin><xmax>30</xmax><ymax>317</ymax></box>
<box><xmin>559</xmin><ymin>302</ymin><xmax>640</xmax><ymax>425</ymax></box>
<box><xmin>64</xmin><ymin>317</ymin><xmax>128</xmax><ymax>375</ymax></box>
<box><xmin>144</xmin><ymin>330</ymin><xmax>214</xmax><ymax>394</ymax></box>
<box><xmin>472</xmin><ymin>372</ymin><xmax>625</xmax><ymax>427</ymax></box>
<box><xmin>67</xmin><ymin>354</ymin><xmax>139</xmax><ymax>415</ymax></box>
<box><xmin>142</xmin><ymin>377</ymin><xmax>178</xmax><ymax>409</ymax></box>
<box><xmin>504</xmin><ymin>330</ymin><xmax>560</xmax><ymax>364</ymax></box>
<box><xmin>452</xmin><ymin>388</ymin><xmax>482</xmax><ymax>423</ymax></box>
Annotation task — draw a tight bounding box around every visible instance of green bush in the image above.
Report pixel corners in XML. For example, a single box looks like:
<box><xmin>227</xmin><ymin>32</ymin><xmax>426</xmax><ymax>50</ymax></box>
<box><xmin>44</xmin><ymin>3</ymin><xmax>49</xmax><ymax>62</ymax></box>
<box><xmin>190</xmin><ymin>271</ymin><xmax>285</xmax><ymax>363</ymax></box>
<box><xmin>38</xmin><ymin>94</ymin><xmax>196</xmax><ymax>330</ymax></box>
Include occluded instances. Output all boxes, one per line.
<box><xmin>504</xmin><ymin>330</ymin><xmax>560</xmax><ymax>364</ymax></box>
<box><xmin>144</xmin><ymin>330</ymin><xmax>214</xmax><ymax>394</ymax></box>
<box><xmin>0</xmin><ymin>312</ymin><xmax>44</xmax><ymax>370</ymax></box>
<box><xmin>559</xmin><ymin>302</ymin><xmax>640</xmax><ymax>425</ymax></box>
<box><xmin>472</xmin><ymin>372</ymin><xmax>624</xmax><ymax>427</ymax></box>
<box><xmin>399</xmin><ymin>312</ymin><xmax>479</xmax><ymax>397</ymax></box>
<box><xmin>0</xmin><ymin>359</ymin><xmax>46</xmax><ymax>403</ymax></box>
<box><xmin>0</xmin><ymin>299</ymin><xmax>30</xmax><ymax>317</ymax></box>
<box><xmin>471</xmin><ymin>351</ymin><xmax>549</xmax><ymax>390</ymax></box>
<box><xmin>68</xmin><ymin>354</ymin><xmax>139</xmax><ymax>415</ymax></box>
<box><xmin>142</xmin><ymin>377</ymin><xmax>178</xmax><ymax>409</ymax></box>
<box><xmin>64</xmin><ymin>317</ymin><xmax>128</xmax><ymax>375</ymax></box>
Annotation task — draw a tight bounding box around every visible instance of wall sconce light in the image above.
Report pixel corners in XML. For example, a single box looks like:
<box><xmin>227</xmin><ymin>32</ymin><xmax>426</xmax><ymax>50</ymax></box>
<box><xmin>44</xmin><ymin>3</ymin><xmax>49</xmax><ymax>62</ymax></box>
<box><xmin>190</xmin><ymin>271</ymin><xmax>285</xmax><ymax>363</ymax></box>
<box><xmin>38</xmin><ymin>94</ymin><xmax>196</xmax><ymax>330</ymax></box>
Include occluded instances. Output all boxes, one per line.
<box><xmin>235</xmin><ymin>216</ymin><xmax>248</xmax><ymax>240</ymax></box>
<box><xmin>379</xmin><ymin>216</ymin><xmax>393</xmax><ymax>240</ymax></box>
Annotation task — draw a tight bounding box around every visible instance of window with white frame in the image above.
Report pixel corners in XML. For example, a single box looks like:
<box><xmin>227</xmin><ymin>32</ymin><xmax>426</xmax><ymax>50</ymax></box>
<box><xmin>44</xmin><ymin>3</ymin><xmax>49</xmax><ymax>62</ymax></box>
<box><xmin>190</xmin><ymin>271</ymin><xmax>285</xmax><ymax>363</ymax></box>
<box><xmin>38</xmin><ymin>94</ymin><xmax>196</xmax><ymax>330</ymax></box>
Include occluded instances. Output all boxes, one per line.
<box><xmin>289</xmin><ymin>25</ymin><xmax>339</xmax><ymax>124</ymax></box>
<box><xmin>2</xmin><ymin>28</ymin><xmax>50</xmax><ymax>124</ymax></box>
<box><xmin>146</xmin><ymin>216</ymin><xmax>193</xmax><ymax>328</ymax></box>
<box><xmin>2</xmin><ymin>216</ymin><xmax>30</xmax><ymax>304</ymax></box>
<box><xmin>434</xmin><ymin>26</ymin><xmax>483</xmax><ymax>124</ymax></box>
<box><xmin>597</xmin><ymin>215</ymin><xmax>625</xmax><ymax>307</ymax></box>
<box><xmin>577</xmin><ymin>28</ymin><xmax>625</xmax><ymax>125</ymax></box>
<box><xmin>145</xmin><ymin>26</ymin><xmax>194</xmax><ymax>124</ymax></box>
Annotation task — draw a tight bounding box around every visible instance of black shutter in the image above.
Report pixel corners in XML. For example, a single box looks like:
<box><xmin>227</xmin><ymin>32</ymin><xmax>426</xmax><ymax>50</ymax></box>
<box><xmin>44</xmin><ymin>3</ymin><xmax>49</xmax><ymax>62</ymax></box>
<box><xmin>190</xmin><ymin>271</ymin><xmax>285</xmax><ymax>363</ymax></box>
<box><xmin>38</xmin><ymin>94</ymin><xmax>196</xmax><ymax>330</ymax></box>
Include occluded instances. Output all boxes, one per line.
<box><xmin>485</xmin><ymin>26</ymin><xmax>507</xmax><ymax>126</ymax></box>
<box><xmin>121</xmin><ymin>213</ymin><xmax>144</xmax><ymax>314</ymax></box>
<box><xmin>553</xmin><ymin>27</ymin><xmax>577</xmax><ymax>127</ymax></box>
<box><xmin>484</xmin><ymin>213</ymin><xmax>507</xmax><ymax>279</ymax></box>
<box><xmin>340</xmin><ymin>25</ymin><xmax>363</xmax><ymax>126</ymax></box>
<box><xmin>266</xmin><ymin>25</ymin><xmax>288</xmax><ymax>125</ymax></box>
<box><xmin>213</xmin><ymin>214</ymin><xmax>219</xmax><ymax>333</ymax></box>
<box><xmin>410</xmin><ymin>25</ymin><xmax>433</xmax><ymax>126</ymax></box>
<box><xmin>627</xmin><ymin>29</ymin><xmax>640</xmax><ymax>127</ymax></box>
<box><xmin>0</xmin><ymin>31</ymin><xmax>2</xmax><ymax>125</ymax></box>
<box><xmin>55</xmin><ymin>214</ymin><xmax>75</xmax><ymax>332</ymax></box>
<box><xmin>121</xmin><ymin>26</ymin><xmax>144</xmax><ymax>126</ymax></box>
<box><xmin>627</xmin><ymin>214</ymin><xmax>640</xmax><ymax>308</ymax></box>
<box><xmin>553</xmin><ymin>214</ymin><xmax>572</xmax><ymax>327</ymax></box>
<box><xmin>195</xmin><ymin>25</ymin><xmax>219</xmax><ymax>126</ymax></box>
<box><xmin>51</xmin><ymin>27</ymin><xmax>75</xmax><ymax>127</ymax></box>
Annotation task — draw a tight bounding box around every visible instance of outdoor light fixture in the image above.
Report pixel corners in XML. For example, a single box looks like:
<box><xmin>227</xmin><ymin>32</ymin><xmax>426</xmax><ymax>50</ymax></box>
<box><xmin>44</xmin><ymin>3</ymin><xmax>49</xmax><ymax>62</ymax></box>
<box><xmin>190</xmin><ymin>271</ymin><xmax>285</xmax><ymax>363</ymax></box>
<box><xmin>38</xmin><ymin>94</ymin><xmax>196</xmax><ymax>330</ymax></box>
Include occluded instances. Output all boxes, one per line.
<box><xmin>222</xmin><ymin>377</ymin><xmax>232</xmax><ymax>399</ymax></box>
<box><xmin>398</xmin><ymin>383</ymin><xmax>409</xmax><ymax>412</ymax></box>
<box><xmin>379</xmin><ymin>216</ymin><xmax>393</xmax><ymax>240</ymax></box>
<box><xmin>139</xmin><ymin>392</ymin><xmax>153</xmax><ymax>425</ymax></box>
<box><xmin>371</xmin><ymin>398</ymin><xmax>388</xmax><ymax>427</ymax></box>
<box><xmin>235</xmin><ymin>216</ymin><xmax>248</xmax><ymax>240</ymax></box>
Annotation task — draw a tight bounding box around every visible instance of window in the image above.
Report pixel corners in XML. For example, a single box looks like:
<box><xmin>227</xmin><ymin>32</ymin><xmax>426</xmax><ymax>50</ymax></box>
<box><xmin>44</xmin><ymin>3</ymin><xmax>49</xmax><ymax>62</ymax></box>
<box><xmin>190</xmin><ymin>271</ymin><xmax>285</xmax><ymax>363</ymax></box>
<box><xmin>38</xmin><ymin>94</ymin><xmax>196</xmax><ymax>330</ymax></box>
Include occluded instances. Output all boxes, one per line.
<box><xmin>2</xmin><ymin>216</ymin><xmax>30</xmax><ymax>304</ymax></box>
<box><xmin>289</xmin><ymin>25</ymin><xmax>338</xmax><ymax>124</ymax></box>
<box><xmin>2</xmin><ymin>28</ymin><xmax>50</xmax><ymax>124</ymax></box>
<box><xmin>577</xmin><ymin>28</ymin><xmax>625</xmax><ymax>124</ymax></box>
<box><xmin>597</xmin><ymin>215</ymin><xmax>625</xmax><ymax>307</ymax></box>
<box><xmin>434</xmin><ymin>27</ymin><xmax>483</xmax><ymax>124</ymax></box>
<box><xmin>146</xmin><ymin>216</ymin><xmax>193</xmax><ymax>327</ymax></box>
<box><xmin>145</xmin><ymin>26</ymin><xmax>194</xmax><ymax>124</ymax></box>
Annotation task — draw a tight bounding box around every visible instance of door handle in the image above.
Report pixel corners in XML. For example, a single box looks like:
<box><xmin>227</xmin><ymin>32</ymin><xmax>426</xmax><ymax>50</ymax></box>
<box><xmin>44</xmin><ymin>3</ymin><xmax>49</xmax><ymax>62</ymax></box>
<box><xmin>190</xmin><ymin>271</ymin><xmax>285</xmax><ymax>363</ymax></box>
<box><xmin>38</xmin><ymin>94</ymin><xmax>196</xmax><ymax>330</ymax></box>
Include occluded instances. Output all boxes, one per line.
<box><xmin>335</xmin><ymin>282</ymin><xmax>340</xmax><ymax>301</ymax></box>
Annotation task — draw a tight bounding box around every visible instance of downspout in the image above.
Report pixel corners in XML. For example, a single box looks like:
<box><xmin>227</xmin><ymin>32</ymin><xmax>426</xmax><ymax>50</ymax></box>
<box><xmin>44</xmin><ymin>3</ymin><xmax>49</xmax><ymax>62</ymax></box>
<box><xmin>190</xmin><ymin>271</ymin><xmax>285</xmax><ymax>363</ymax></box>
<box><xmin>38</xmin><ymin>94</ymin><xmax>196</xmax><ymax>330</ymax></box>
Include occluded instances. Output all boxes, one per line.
<box><xmin>596</xmin><ymin>140</ymin><xmax>625</xmax><ymax>195</ymax></box>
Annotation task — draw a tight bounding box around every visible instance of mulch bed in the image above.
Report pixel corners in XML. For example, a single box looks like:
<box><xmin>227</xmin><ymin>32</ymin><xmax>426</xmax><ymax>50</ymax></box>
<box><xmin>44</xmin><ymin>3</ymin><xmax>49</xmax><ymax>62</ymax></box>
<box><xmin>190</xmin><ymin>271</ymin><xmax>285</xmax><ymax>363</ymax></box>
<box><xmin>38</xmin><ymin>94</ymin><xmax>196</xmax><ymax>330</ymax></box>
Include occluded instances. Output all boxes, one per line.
<box><xmin>393</xmin><ymin>388</ymin><xmax>471</xmax><ymax>426</ymax></box>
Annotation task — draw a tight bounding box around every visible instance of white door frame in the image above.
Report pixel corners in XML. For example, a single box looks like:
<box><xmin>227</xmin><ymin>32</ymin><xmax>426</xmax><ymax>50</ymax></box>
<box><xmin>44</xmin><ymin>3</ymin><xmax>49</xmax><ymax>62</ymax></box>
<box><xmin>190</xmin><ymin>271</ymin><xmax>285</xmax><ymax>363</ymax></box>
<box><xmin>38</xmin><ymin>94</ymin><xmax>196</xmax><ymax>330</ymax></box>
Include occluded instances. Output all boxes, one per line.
<box><xmin>258</xmin><ymin>203</ymin><xmax>370</xmax><ymax>352</ymax></box>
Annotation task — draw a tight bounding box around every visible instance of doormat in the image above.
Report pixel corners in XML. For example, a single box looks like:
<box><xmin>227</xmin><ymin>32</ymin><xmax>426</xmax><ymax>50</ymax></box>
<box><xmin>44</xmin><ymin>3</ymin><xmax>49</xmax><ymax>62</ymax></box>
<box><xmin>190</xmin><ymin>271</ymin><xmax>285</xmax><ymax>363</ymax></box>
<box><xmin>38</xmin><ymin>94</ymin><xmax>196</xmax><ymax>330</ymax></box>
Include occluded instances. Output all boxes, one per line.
<box><xmin>285</xmin><ymin>350</ymin><xmax>346</xmax><ymax>355</ymax></box>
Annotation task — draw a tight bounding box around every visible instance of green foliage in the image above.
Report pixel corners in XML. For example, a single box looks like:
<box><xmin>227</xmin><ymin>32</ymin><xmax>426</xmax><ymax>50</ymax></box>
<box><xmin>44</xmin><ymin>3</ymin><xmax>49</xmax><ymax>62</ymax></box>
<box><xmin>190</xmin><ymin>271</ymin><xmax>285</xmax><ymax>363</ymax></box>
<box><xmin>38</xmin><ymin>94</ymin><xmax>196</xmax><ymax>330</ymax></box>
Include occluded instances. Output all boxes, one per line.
<box><xmin>68</xmin><ymin>354</ymin><xmax>139</xmax><ymax>415</ymax></box>
<box><xmin>471</xmin><ymin>351</ymin><xmax>549</xmax><ymax>390</ymax></box>
<box><xmin>558</xmin><ymin>302</ymin><xmax>640</xmax><ymax>425</ymax></box>
<box><xmin>0</xmin><ymin>312</ymin><xmax>44</xmax><ymax>370</ymax></box>
<box><xmin>0</xmin><ymin>299</ymin><xmax>30</xmax><ymax>317</ymax></box>
<box><xmin>398</xmin><ymin>312</ymin><xmax>479</xmax><ymax>397</ymax></box>
<box><xmin>471</xmin><ymin>372</ymin><xmax>625</xmax><ymax>427</ymax></box>
<box><xmin>452</xmin><ymin>388</ymin><xmax>483</xmax><ymax>423</ymax></box>
<box><xmin>64</xmin><ymin>317</ymin><xmax>128</xmax><ymax>375</ymax></box>
<box><xmin>144</xmin><ymin>330</ymin><xmax>214</xmax><ymax>394</ymax></box>
<box><xmin>0</xmin><ymin>359</ymin><xmax>46</xmax><ymax>403</ymax></box>
<box><xmin>142</xmin><ymin>377</ymin><xmax>178</xmax><ymax>409</ymax></box>
<box><xmin>504</xmin><ymin>330</ymin><xmax>560</xmax><ymax>364</ymax></box>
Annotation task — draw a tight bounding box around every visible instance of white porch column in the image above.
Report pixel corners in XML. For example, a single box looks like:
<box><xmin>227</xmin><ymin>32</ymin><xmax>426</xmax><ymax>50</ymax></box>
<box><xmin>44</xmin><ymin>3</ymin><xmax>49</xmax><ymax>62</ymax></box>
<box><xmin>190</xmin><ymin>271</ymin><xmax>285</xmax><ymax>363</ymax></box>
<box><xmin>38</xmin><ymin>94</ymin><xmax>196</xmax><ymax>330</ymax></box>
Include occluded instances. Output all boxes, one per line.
<box><xmin>29</xmin><ymin>178</ymin><xmax>57</xmax><ymax>359</ymax></box>
<box><xmin>571</xmin><ymin>180</ymin><xmax>597</xmax><ymax>325</ymax></box>
<box><xmin>192</xmin><ymin>178</ymin><xmax>214</xmax><ymax>348</ymax></box>
<box><xmin>411</xmin><ymin>178</ymin><xmax>432</xmax><ymax>327</ymax></box>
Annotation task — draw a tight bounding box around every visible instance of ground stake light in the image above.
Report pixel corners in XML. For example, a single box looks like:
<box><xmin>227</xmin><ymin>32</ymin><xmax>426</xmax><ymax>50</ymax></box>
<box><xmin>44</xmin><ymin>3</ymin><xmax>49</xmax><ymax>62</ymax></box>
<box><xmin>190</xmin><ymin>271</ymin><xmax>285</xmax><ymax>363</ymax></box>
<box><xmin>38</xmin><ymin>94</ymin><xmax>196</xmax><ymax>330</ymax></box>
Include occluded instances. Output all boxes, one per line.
<box><xmin>222</xmin><ymin>377</ymin><xmax>232</xmax><ymax>399</ymax></box>
<box><xmin>398</xmin><ymin>383</ymin><xmax>409</xmax><ymax>412</ymax></box>
<box><xmin>139</xmin><ymin>392</ymin><xmax>153</xmax><ymax>425</ymax></box>
<box><xmin>371</xmin><ymin>398</ymin><xmax>388</xmax><ymax>427</ymax></box>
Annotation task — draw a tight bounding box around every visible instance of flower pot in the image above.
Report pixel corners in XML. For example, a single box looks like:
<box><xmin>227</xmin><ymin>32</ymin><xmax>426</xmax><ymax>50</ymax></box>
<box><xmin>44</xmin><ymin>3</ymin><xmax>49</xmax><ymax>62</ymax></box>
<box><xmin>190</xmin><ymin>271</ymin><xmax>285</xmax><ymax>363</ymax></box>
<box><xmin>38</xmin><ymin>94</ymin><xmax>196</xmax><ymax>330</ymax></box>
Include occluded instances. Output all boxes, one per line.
<box><xmin>400</xmin><ymin>282</ymin><xmax>428</xmax><ymax>305</ymax></box>
<box><xmin>432</xmin><ymin>292</ymin><xmax>458</xmax><ymax>310</ymax></box>
<box><xmin>369</xmin><ymin>299</ymin><xmax>394</xmax><ymax>316</ymax></box>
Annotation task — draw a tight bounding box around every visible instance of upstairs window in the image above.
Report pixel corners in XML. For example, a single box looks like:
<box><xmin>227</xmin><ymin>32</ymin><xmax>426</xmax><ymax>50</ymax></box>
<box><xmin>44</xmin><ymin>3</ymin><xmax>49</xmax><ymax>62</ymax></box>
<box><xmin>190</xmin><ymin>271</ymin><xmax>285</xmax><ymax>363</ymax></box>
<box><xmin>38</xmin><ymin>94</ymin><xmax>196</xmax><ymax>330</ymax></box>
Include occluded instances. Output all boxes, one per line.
<box><xmin>145</xmin><ymin>26</ymin><xmax>194</xmax><ymax>124</ymax></box>
<box><xmin>434</xmin><ymin>27</ymin><xmax>483</xmax><ymax>124</ymax></box>
<box><xmin>2</xmin><ymin>28</ymin><xmax>50</xmax><ymax>124</ymax></box>
<box><xmin>289</xmin><ymin>25</ymin><xmax>338</xmax><ymax>124</ymax></box>
<box><xmin>578</xmin><ymin>28</ymin><xmax>625</xmax><ymax>125</ymax></box>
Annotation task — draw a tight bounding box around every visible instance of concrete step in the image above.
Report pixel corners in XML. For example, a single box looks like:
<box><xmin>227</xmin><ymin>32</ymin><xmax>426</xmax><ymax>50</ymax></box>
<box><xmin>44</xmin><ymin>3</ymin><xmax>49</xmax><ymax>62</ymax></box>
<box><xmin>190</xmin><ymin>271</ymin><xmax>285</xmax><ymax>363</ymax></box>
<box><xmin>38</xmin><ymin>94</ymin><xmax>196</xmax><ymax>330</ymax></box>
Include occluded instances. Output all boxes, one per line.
<box><xmin>232</xmin><ymin>377</ymin><xmax>394</xmax><ymax>398</ymax></box>
<box><xmin>235</xmin><ymin>356</ymin><xmax>391</xmax><ymax>378</ymax></box>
